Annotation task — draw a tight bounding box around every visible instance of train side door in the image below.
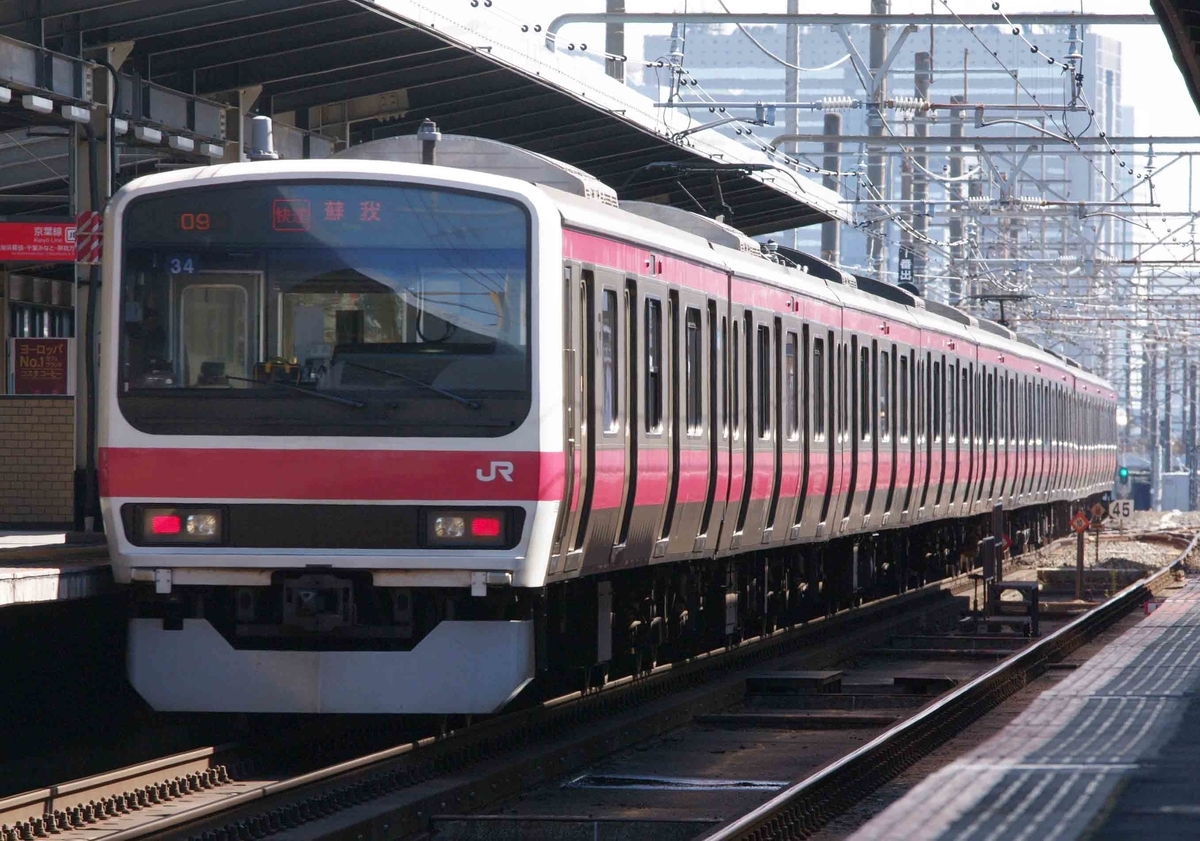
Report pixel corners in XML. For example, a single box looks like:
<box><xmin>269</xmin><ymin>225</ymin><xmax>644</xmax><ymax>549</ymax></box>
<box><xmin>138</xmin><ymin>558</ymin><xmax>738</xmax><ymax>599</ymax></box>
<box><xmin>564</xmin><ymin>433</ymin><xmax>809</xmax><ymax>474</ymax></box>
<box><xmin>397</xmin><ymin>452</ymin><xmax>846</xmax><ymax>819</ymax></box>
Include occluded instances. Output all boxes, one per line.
<box><xmin>807</xmin><ymin>328</ymin><xmax>835</xmax><ymax>538</ymax></box>
<box><xmin>551</xmin><ymin>265</ymin><xmax>589</xmax><ymax>574</ymax></box>
<box><xmin>697</xmin><ymin>299</ymin><xmax>726</xmax><ymax>551</ymax></box>
<box><xmin>832</xmin><ymin>329</ymin><xmax>851</xmax><ymax>533</ymax></box>
<box><xmin>718</xmin><ymin>313</ymin><xmax>744</xmax><ymax>553</ymax></box>
<box><xmin>561</xmin><ymin>270</ymin><xmax>627</xmax><ymax>574</ymax></box>
<box><xmin>661</xmin><ymin>291</ymin><xmax>715</xmax><ymax>558</ymax></box>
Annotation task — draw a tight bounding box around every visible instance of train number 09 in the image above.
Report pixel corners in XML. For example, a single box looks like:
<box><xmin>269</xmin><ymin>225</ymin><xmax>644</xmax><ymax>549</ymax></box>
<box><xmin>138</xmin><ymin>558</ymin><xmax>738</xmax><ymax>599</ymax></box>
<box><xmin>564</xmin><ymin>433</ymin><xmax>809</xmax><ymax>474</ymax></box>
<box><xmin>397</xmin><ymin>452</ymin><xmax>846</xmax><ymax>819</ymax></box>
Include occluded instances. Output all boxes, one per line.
<box><xmin>178</xmin><ymin>212</ymin><xmax>211</xmax><ymax>231</ymax></box>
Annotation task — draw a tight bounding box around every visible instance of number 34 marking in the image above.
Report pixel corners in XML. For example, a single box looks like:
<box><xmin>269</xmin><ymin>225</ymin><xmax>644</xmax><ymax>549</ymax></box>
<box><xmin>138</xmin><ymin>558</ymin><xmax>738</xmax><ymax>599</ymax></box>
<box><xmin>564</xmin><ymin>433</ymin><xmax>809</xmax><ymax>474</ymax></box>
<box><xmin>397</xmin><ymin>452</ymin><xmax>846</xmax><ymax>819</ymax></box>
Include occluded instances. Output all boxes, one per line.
<box><xmin>168</xmin><ymin>256</ymin><xmax>196</xmax><ymax>275</ymax></box>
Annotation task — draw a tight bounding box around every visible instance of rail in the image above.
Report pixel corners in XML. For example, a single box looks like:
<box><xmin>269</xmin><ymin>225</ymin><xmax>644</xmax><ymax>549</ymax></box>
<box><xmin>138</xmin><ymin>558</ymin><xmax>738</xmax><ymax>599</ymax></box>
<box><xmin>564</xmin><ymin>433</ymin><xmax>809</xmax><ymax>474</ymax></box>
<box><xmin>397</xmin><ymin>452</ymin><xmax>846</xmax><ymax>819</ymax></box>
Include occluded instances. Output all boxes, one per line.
<box><xmin>0</xmin><ymin>747</ymin><xmax>232</xmax><ymax>832</ymax></box>
<box><xmin>702</xmin><ymin>530</ymin><xmax>1200</xmax><ymax>841</ymax></box>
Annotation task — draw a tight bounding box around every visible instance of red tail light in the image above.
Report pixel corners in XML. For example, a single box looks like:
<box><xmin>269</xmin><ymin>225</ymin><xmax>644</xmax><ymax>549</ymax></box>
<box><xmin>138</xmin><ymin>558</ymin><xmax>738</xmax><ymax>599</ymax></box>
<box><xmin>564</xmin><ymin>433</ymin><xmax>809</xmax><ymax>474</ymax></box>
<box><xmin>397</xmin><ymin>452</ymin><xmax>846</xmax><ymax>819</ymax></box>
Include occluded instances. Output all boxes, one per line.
<box><xmin>151</xmin><ymin>515</ymin><xmax>182</xmax><ymax>535</ymax></box>
<box><xmin>470</xmin><ymin>516</ymin><xmax>502</xmax><ymax>537</ymax></box>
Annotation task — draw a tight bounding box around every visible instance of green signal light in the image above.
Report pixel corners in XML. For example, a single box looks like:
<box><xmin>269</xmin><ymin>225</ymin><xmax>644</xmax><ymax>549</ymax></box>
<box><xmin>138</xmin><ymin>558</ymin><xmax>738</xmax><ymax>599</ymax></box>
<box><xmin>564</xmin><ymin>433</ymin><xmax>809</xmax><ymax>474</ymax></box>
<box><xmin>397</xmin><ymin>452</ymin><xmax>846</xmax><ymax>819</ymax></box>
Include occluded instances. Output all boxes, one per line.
<box><xmin>1118</xmin><ymin>467</ymin><xmax>1130</xmax><ymax>481</ymax></box>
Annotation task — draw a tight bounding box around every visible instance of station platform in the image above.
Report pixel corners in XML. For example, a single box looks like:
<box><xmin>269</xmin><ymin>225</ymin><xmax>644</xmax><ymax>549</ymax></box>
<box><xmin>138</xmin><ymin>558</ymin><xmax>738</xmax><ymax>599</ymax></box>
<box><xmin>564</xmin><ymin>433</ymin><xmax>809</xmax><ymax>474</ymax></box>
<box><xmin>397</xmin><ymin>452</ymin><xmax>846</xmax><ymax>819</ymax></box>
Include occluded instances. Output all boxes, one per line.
<box><xmin>851</xmin><ymin>575</ymin><xmax>1200</xmax><ymax>840</ymax></box>
<box><xmin>0</xmin><ymin>531</ymin><xmax>111</xmax><ymax>608</ymax></box>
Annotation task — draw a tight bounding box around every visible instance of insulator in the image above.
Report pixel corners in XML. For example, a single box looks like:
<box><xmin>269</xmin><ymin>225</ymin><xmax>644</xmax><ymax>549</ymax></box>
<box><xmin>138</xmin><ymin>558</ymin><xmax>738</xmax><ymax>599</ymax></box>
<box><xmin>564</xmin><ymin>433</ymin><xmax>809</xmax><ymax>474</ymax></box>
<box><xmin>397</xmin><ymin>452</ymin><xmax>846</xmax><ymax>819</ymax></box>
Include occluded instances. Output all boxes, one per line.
<box><xmin>819</xmin><ymin>96</ymin><xmax>855</xmax><ymax>112</ymax></box>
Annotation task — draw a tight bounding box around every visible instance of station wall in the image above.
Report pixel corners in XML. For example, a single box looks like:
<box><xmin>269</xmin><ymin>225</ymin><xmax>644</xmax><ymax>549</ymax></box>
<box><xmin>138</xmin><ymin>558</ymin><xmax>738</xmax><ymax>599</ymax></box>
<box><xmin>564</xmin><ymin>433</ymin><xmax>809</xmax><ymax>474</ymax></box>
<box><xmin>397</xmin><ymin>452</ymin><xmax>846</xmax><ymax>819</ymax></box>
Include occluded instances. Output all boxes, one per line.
<box><xmin>0</xmin><ymin>397</ymin><xmax>75</xmax><ymax>527</ymax></box>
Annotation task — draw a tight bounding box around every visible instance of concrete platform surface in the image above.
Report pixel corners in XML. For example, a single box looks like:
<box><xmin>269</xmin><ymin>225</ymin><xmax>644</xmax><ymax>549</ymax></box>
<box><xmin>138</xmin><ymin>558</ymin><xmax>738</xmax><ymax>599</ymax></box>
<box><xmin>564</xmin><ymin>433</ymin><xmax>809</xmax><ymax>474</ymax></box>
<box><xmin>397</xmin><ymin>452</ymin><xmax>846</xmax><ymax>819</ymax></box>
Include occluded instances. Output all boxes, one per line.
<box><xmin>0</xmin><ymin>531</ymin><xmax>111</xmax><ymax>607</ymax></box>
<box><xmin>850</xmin><ymin>577</ymin><xmax>1200</xmax><ymax>840</ymax></box>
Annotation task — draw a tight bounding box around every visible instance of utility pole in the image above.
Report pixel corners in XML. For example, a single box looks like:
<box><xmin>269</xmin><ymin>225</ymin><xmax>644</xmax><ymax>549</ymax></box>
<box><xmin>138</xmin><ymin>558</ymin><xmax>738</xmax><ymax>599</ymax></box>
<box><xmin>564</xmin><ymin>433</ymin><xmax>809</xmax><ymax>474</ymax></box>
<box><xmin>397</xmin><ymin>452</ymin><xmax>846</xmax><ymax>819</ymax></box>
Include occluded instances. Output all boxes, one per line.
<box><xmin>948</xmin><ymin>93</ymin><xmax>965</xmax><ymax>305</ymax></box>
<box><xmin>666</xmin><ymin>22</ymin><xmax>685</xmax><ymax>102</ymax></box>
<box><xmin>1164</xmin><ymin>348</ymin><xmax>1173</xmax><ymax>473</ymax></box>
<box><xmin>1189</xmin><ymin>358</ymin><xmax>1198</xmax><ymax>510</ymax></box>
<box><xmin>785</xmin><ymin>0</ymin><xmax>800</xmax><ymax>249</ymax></box>
<box><xmin>604</xmin><ymin>0</ymin><xmax>625</xmax><ymax>83</ymax></box>
<box><xmin>866</xmin><ymin>0</ymin><xmax>890</xmax><ymax>278</ymax></box>
<box><xmin>1150</xmin><ymin>343</ymin><xmax>1162</xmax><ymax>511</ymax></box>
<box><xmin>821</xmin><ymin>113</ymin><xmax>842</xmax><ymax>264</ymax></box>
<box><xmin>912</xmin><ymin>51</ymin><xmax>931</xmax><ymax>293</ymax></box>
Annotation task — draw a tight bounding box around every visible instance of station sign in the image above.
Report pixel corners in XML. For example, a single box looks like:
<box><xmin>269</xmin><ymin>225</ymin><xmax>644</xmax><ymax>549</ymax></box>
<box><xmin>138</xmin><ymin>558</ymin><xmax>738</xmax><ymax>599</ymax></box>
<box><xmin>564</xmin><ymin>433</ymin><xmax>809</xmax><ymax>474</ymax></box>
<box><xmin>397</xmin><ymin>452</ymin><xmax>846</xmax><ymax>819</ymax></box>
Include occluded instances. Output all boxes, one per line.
<box><xmin>10</xmin><ymin>338</ymin><xmax>73</xmax><ymax>395</ymax></box>
<box><xmin>0</xmin><ymin>221</ymin><xmax>77</xmax><ymax>262</ymax></box>
<box><xmin>898</xmin><ymin>246</ymin><xmax>914</xmax><ymax>284</ymax></box>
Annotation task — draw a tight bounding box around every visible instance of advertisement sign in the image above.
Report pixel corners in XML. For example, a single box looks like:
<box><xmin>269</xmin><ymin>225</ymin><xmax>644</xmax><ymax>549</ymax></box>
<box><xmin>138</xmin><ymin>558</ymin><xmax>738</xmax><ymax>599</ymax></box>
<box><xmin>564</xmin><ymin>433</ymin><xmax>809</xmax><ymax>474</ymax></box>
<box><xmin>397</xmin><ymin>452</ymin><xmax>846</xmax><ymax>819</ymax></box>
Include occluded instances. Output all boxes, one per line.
<box><xmin>0</xmin><ymin>221</ymin><xmax>77</xmax><ymax>262</ymax></box>
<box><xmin>10</xmin><ymin>338</ymin><xmax>73</xmax><ymax>395</ymax></box>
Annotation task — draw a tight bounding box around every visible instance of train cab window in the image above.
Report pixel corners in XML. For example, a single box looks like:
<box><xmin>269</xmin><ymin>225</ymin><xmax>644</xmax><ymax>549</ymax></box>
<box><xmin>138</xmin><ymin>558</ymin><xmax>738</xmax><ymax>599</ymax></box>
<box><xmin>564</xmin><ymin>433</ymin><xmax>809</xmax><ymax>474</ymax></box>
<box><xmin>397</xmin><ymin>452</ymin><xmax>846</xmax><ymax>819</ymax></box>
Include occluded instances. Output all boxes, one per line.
<box><xmin>899</xmin><ymin>355</ymin><xmax>909</xmax><ymax>441</ymax></box>
<box><xmin>757</xmin><ymin>324</ymin><xmax>771</xmax><ymax>438</ymax></box>
<box><xmin>120</xmin><ymin>182</ymin><xmax>531</xmax><ymax>438</ymax></box>
<box><xmin>732</xmin><ymin>320</ymin><xmax>741</xmax><ymax>435</ymax></box>
<box><xmin>859</xmin><ymin>344</ymin><xmax>871</xmax><ymax>442</ymax></box>
<box><xmin>786</xmin><ymin>331</ymin><xmax>799</xmax><ymax>439</ymax></box>
<box><xmin>645</xmin><ymin>298</ymin><xmax>663</xmax><ymax>433</ymax></box>
<box><xmin>813</xmin><ymin>336</ymin><xmax>826</xmax><ymax>439</ymax></box>
<box><xmin>601</xmin><ymin>289</ymin><xmax>618</xmax><ymax>433</ymax></box>
<box><xmin>880</xmin><ymin>351</ymin><xmax>891</xmax><ymax>442</ymax></box>
<box><xmin>685</xmin><ymin>307</ymin><xmax>702</xmax><ymax>435</ymax></box>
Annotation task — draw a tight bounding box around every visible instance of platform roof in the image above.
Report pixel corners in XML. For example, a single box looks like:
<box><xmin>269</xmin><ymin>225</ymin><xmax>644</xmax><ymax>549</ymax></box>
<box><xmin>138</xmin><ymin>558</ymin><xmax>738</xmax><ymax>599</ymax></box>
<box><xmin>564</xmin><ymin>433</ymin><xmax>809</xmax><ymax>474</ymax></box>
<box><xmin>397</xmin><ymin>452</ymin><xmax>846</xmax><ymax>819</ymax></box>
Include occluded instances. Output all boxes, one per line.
<box><xmin>0</xmin><ymin>0</ymin><xmax>846</xmax><ymax>236</ymax></box>
<box><xmin>1154</xmin><ymin>0</ymin><xmax>1200</xmax><ymax>115</ymax></box>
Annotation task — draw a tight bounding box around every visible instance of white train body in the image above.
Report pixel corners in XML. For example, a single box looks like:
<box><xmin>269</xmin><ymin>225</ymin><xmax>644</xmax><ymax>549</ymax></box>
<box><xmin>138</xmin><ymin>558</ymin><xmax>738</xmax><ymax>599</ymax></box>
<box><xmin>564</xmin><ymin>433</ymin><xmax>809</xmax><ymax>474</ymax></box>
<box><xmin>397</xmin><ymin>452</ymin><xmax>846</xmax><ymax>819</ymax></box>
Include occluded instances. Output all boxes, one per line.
<box><xmin>98</xmin><ymin>137</ymin><xmax>1116</xmax><ymax>714</ymax></box>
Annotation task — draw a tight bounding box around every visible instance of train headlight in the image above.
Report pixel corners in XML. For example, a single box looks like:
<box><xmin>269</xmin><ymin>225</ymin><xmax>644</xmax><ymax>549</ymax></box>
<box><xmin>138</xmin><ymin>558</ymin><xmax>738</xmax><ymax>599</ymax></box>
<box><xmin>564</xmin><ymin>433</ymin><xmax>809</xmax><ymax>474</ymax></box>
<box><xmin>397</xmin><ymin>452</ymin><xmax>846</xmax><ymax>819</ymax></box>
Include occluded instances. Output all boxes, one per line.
<box><xmin>424</xmin><ymin>509</ymin><xmax>510</xmax><ymax>548</ymax></box>
<box><xmin>186</xmin><ymin>513</ymin><xmax>220</xmax><ymax>537</ymax></box>
<box><xmin>136</xmin><ymin>506</ymin><xmax>224</xmax><ymax>545</ymax></box>
<box><xmin>433</xmin><ymin>516</ymin><xmax>466</xmax><ymax>539</ymax></box>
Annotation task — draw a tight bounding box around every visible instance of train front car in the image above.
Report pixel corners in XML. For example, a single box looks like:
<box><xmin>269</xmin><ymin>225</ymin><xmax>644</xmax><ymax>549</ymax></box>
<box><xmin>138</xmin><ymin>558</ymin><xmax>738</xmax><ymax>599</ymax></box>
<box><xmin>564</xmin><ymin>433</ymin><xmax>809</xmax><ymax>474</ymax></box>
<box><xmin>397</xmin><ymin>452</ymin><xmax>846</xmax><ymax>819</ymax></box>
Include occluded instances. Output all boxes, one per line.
<box><xmin>98</xmin><ymin>159</ymin><xmax>561</xmax><ymax>714</ymax></box>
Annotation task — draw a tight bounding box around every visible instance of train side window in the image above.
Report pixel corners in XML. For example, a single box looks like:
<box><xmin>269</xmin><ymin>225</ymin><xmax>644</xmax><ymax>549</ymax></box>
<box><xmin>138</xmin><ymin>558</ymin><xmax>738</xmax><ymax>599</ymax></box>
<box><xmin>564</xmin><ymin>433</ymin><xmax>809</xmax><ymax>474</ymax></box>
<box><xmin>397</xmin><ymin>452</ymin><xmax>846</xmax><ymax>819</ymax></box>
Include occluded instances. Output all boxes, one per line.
<box><xmin>961</xmin><ymin>368</ymin><xmax>970</xmax><ymax>444</ymax></box>
<box><xmin>685</xmin><ymin>307</ymin><xmax>702</xmax><ymax>435</ymax></box>
<box><xmin>601</xmin><ymin>289</ymin><xmax>619</xmax><ymax>433</ymax></box>
<box><xmin>645</xmin><ymin>298</ymin><xmax>663</xmax><ymax>433</ymax></box>
<box><xmin>998</xmin><ymin>375</ymin><xmax>1006</xmax><ymax>439</ymax></box>
<box><xmin>813</xmin><ymin>336</ymin><xmax>826</xmax><ymax>439</ymax></box>
<box><xmin>839</xmin><ymin>342</ymin><xmax>848</xmax><ymax>437</ymax></box>
<box><xmin>899</xmin><ymin>354</ymin><xmax>909</xmax><ymax>441</ymax></box>
<box><xmin>859</xmin><ymin>344</ymin><xmax>871</xmax><ymax>442</ymax></box>
<box><xmin>757</xmin><ymin>323</ymin><xmax>771</xmax><ymax>438</ymax></box>
<box><xmin>786</xmin><ymin>331</ymin><xmax>799</xmax><ymax>440</ymax></box>
<box><xmin>932</xmin><ymin>360</ymin><xmax>942</xmax><ymax>442</ymax></box>
<box><xmin>880</xmin><ymin>350</ymin><xmax>891</xmax><ymax>442</ymax></box>
<box><xmin>949</xmin><ymin>364</ymin><xmax>958</xmax><ymax>444</ymax></box>
<box><xmin>732</xmin><ymin>319</ymin><xmax>740</xmax><ymax>435</ymax></box>
<box><xmin>720</xmin><ymin>316</ymin><xmax>728</xmax><ymax>438</ymax></box>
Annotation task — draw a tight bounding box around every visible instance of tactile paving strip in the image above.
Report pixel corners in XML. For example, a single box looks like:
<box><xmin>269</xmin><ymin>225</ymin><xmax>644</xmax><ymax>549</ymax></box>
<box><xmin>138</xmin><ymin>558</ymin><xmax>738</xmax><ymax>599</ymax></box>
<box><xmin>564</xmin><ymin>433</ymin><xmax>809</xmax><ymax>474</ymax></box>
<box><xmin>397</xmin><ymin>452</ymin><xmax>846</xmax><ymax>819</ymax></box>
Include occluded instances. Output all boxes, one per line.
<box><xmin>850</xmin><ymin>581</ymin><xmax>1200</xmax><ymax>841</ymax></box>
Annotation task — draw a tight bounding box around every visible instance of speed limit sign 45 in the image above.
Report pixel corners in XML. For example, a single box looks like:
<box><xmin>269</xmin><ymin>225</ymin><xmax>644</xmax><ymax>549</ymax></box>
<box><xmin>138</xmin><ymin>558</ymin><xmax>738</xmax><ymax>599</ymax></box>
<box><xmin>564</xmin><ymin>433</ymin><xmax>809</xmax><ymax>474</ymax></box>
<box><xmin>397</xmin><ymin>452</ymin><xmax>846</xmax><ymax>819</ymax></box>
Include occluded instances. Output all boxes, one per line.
<box><xmin>1110</xmin><ymin>499</ymin><xmax>1133</xmax><ymax>520</ymax></box>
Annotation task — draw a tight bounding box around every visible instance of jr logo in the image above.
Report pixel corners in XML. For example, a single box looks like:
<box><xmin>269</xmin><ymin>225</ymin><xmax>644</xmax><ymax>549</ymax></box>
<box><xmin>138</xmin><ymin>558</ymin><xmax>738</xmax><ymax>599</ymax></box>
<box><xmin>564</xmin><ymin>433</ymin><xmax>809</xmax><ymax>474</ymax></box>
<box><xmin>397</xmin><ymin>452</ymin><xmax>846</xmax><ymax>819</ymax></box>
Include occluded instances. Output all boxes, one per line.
<box><xmin>476</xmin><ymin>461</ymin><xmax>514</xmax><ymax>483</ymax></box>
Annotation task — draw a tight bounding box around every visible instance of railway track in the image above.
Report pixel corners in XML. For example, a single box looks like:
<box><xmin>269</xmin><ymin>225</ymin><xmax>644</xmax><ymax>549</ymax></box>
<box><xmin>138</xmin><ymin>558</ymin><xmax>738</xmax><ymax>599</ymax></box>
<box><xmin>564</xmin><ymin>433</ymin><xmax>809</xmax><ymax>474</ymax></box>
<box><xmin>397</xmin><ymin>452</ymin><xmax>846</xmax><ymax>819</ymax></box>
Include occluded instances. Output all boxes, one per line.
<box><xmin>5</xmin><ymin>530</ymin><xmax>1188</xmax><ymax>841</ymax></box>
<box><xmin>706</xmin><ymin>529</ymin><xmax>1199</xmax><ymax>841</ymax></box>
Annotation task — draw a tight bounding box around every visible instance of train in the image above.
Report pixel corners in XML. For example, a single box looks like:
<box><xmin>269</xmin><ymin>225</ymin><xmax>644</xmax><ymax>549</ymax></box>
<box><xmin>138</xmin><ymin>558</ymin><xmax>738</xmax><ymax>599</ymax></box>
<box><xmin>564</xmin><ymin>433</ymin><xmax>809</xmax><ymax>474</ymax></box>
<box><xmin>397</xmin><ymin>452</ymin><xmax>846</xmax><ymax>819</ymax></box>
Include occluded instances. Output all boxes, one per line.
<box><xmin>98</xmin><ymin>131</ymin><xmax>1117</xmax><ymax>714</ymax></box>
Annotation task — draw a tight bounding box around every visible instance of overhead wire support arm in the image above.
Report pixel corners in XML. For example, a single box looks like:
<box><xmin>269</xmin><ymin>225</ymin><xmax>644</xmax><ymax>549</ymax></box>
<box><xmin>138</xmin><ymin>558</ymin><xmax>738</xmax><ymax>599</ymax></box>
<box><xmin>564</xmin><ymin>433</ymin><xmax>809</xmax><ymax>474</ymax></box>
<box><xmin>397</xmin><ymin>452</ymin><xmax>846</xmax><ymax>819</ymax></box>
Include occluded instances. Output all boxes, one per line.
<box><xmin>543</xmin><ymin>13</ymin><xmax>1158</xmax><ymax>49</ymax></box>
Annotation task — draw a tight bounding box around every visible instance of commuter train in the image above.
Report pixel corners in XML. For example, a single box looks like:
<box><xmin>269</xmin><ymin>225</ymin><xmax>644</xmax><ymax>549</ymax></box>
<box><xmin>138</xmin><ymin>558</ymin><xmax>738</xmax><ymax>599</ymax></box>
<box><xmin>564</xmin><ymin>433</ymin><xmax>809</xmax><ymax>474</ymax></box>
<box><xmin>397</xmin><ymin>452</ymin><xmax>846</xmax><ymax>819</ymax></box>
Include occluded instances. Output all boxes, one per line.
<box><xmin>98</xmin><ymin>133</ymin><xmax>1117</xmax><ymax>714</ymax></box>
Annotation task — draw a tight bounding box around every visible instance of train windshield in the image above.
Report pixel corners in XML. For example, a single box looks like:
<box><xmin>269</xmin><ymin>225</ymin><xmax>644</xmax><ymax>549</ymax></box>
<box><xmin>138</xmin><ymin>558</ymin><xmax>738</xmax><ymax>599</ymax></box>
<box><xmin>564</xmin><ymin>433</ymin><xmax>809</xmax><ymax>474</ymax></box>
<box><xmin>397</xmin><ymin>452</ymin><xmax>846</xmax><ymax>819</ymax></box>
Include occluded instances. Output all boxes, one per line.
<box><xmin>118</xmin><ymin>181</ymin><xmax>530</xmax><ymax>437</ymax></box>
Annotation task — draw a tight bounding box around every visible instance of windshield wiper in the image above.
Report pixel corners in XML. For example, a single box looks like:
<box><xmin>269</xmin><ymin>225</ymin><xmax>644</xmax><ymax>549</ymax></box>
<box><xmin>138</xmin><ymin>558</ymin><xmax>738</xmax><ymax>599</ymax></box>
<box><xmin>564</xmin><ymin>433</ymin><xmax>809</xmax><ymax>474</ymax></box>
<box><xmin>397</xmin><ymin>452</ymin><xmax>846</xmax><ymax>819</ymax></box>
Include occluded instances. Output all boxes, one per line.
<box><xmin>224</xmin><ymin>375</ymin><xmax>367</xmax><ymax>408</ymax></box>
<box><xmin>341</xmin><ymin>360</ymin><xmax>481</xmax><ymax>409</ymax></box>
